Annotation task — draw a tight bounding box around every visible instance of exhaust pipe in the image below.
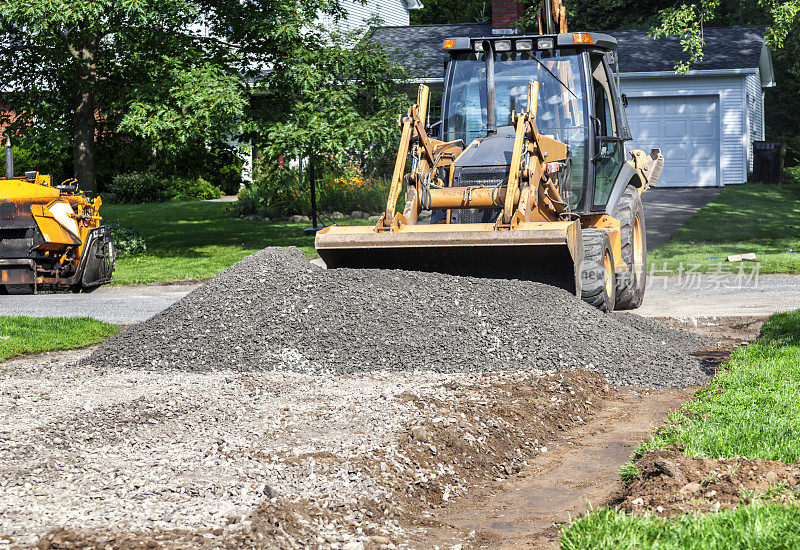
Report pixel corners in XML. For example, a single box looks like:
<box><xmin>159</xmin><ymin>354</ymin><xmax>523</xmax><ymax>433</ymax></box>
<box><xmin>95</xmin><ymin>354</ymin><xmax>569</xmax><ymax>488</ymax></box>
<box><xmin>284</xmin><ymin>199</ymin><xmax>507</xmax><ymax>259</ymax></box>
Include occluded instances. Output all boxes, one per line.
<box><xmin>5</xmin><ymin>137</ymin><xmax>13</xmax><ymax>180</ymax></box>
<box><xmin>483</xmin><ymin>40</ymin><xmax>496</xmax><ymax>135</ymax></box>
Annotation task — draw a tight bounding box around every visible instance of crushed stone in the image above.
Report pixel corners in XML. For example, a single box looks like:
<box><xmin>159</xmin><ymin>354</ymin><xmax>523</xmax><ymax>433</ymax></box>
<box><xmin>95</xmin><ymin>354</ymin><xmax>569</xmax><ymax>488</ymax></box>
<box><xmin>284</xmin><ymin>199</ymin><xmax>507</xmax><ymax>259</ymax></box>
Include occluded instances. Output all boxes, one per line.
<box><xmin>85</xmin><ymin>247</ymin><xmax>710</xmax><ymax>388</ymax></box>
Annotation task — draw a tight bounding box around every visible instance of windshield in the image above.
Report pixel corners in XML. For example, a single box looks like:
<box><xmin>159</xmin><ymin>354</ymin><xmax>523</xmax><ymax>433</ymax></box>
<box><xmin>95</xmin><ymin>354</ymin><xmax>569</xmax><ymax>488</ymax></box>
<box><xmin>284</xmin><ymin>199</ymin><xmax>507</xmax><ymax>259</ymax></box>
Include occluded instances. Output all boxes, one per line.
<box><xmin>443</xmin><ymin>49</ymin><xmax>588</xmax><ymax>209</ymax></box>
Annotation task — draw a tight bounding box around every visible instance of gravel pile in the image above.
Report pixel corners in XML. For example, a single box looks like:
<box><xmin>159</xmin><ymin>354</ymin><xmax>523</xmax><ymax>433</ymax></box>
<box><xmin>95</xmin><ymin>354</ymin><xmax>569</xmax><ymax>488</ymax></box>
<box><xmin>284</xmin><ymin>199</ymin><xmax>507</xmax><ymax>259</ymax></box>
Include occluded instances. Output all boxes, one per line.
<box><xmin>86</xmin><ymin>247</ymin><xmax>710</xmax><ymax>388</ymax></box>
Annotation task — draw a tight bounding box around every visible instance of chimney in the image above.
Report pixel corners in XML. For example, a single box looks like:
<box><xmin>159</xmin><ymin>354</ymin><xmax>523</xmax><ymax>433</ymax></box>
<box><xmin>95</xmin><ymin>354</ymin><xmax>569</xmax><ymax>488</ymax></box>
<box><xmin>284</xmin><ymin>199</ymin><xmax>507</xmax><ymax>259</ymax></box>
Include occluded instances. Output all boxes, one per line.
<box><xmin>492</xmin><ymin>0</ymin><xmax>524</xmax><ymax>33</ymax></box>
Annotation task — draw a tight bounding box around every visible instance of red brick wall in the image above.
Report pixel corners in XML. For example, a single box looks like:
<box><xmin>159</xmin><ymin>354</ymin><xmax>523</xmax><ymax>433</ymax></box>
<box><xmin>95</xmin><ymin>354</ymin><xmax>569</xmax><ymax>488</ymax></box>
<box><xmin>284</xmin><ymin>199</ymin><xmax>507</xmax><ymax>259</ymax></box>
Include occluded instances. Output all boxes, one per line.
<box><xmin>492</xmin><ymin>0</ymin><xmax>524</xmax><ymax>30</ymax></box>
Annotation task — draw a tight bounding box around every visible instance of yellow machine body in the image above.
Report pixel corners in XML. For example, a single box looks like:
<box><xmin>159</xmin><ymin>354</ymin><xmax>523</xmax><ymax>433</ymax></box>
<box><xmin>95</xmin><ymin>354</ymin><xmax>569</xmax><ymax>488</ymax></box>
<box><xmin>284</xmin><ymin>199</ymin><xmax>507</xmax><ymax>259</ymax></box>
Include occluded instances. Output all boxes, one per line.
<box><xmin>0</xmin><ymin>170</ymin><xmax>114</xmax><ymax>293</ymax></box>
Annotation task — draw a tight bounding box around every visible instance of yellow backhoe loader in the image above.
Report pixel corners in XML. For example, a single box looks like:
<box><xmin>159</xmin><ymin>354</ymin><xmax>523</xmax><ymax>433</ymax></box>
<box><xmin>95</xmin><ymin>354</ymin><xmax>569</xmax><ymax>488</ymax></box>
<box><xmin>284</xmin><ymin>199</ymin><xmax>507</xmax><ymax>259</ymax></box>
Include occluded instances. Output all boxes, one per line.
<box><xmin>0</xmin><ymin>140</ymin><xmax>114</xmax><ymax>294</ymax></box>
<box><xmin>316</xmin><ymin>0</ymin><xmax>662</xmax><ymax>311</ymax></box>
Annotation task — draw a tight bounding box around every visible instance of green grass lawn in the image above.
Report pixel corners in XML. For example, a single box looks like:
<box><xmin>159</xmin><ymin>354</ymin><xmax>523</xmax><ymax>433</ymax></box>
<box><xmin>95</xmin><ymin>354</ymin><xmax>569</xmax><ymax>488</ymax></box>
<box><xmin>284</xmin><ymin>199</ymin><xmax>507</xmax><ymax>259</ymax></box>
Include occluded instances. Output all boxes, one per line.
<box><xmin>0</xmin><ymin>316</ymin><xmax>120</xmax><ymax>362</ymax></box>
<box><xmin>637</xmin><ymin>309</ymin><xmax>800</xmax><ymax>461</ymax></box>
<box><xmin>560</xmin><ymin>310</ymin><xmax>800</xmax><ymax>548</ymax></box>
<box><xmin>648</xmin><ymin>183</ymin><xmax>800</xmax><ymax>274</ymax></box>
<box><xmin>561</xmin><ymin>503</ymin><xmax>800</xmax><ymax>550</ymax></box>
<box><xmin>102</xmin><ymin>201</ymin><xmax>372</xmax><ymax>286</ymax></box>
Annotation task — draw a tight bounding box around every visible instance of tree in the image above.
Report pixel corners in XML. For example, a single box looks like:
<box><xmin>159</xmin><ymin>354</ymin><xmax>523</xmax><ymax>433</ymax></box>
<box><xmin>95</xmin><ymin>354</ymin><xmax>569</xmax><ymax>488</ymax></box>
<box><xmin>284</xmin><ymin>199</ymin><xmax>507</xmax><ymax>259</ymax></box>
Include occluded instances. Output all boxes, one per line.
<box><xmin>245</xmin><ymin>23</ymin><xmax>414</xmax><ymax>180</ymax></box>
<box><xmin>650</xmin><ymin>0</ymin><xmax>787</xmax><ymax>72</ymax></box>
<box><xmin>410</xmin><ymin>0</ymin><xmax>491</xmax><ymax>25</ymax></box>
<box><xmin>648</xmin><ymin>0</ymin><xmax>799</xmax><ymax>162</ymax></box>
<box><xmin>0</xmin><ymin>0</ymin><xmax>339</xmax><ymax>191</ymax></box>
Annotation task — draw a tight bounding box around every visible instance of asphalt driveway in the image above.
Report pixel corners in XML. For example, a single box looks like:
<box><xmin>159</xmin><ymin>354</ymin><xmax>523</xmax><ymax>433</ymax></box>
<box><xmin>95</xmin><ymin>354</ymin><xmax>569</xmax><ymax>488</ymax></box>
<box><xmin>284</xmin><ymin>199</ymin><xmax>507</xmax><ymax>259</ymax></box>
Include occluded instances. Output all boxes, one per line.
<box><xmin>642</xmin><ymin>187</ymin><xmax>720</xmax><ymax>251</ymax></box>
<box><xmin>0</xmin><ymin>284</ymin><xmax>198</xmax><ymax>324</ymax></box>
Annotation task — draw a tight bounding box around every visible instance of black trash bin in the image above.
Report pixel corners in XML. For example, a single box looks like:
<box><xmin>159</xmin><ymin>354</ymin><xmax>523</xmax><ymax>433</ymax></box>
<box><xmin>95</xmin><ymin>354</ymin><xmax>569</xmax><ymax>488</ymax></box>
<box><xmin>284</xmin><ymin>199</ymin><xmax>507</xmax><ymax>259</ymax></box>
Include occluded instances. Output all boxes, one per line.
<box><xmin>753</xmin><ymin>141</ymin><xmax>786</xmax><ymax>184</ymax></box>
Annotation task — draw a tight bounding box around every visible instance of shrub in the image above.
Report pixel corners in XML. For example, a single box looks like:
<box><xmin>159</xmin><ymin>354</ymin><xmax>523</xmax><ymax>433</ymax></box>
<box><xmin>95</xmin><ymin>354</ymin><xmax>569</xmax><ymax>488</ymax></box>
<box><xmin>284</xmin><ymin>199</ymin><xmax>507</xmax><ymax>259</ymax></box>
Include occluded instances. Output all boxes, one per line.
<box><xmin>784</xmin><ymin>165</ymin><xmax>800</xmax><ymax>185</ymax></box>
<box><xmin>109</xmin><ymin>225</ymin><xmax>147</xmax><ymax>255</ymax></box>
<box><xmin>235</xmin><ymin>184</ymin><xmax>265</xmax><ymax>217</ymax></box>
<box><xmin>236</xmin><ymin>165</ymin><xmax>309</xmax><ymax>218</ymax></box>
<box><xmin>107</xmin><ymin>172</ymin><xmax>167</xmax><ymax>203</ymax></box>
<box><xmin>107</xmin><ymin>172</ymin><xmax>222</xmax><ymax>203</ymax></box>
<box><xmin>11</xmin><ymin>144</ymin><xmax>71</xmax><ymax>184</ymax></box>
<box><xmin>317</xmin><ymin>170</ymin><xmax>390</xmax><ymax>214</ymax></box>
<box><xmin>235</xmin><ymin>161</ymin><xmax>398</xmax><ymax>218</ymax></box>
<box><xmin>172</xmin><ymin>176</ymin><xmax>223</xmax><ymax>201</ymax></box>
<box><xmin>154</xmin><ymin>142</ymin><xmax>244</xmax><ymax>196</ymax></box>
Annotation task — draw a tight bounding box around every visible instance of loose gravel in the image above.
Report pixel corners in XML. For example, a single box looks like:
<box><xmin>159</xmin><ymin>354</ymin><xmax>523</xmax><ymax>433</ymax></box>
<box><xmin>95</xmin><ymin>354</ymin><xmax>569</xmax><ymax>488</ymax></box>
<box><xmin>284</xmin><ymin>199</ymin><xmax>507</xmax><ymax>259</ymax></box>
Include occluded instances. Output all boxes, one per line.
<box><xmin>86</xmin><ymin>247</ymin><xmax>710</xmax><ymax>388</ymax></box>
<box><xmin>0</xmin><ymin>348</ymin><xmax>604</xmax><ymax>548</ymax></box>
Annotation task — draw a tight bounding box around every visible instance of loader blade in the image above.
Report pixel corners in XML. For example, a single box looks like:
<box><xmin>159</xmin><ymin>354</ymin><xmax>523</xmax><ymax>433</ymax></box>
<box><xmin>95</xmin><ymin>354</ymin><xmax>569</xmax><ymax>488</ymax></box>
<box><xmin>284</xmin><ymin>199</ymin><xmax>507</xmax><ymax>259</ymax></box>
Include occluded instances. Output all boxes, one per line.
<box><xmin>315</xmin><ymin>221</ymin><xmax>584</xmax><ymax>294</ymax></box>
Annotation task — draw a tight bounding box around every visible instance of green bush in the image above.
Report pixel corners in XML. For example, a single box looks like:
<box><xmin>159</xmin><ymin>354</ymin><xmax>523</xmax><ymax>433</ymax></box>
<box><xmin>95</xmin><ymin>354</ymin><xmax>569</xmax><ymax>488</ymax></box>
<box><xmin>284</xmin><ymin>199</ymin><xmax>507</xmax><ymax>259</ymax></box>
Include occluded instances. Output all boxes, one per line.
<box><xmin>107</xmin><ymin>172</ymin><xmax>167</xmax><ymax>203</ymax></box>
<box><xmin>317</xmin><ymin>172</ymin><xmax>391</xmax><ymax>214</ymax></box>
<box><xmin>107</xmin><ymin>172</ymin><xmax>222</xmax><ymax>203</ymax></box>
<box><xmin>172</xmin><ymin>176</ymin><xmax>223</xmax><ymax>201</ymax></box>
<box><xmin>236</xmin><ymin>166</ymin><xmax>309</xmax><ymax>218</ymax></box>
<box><xmin>10</xmin><ymin>144</ymin><xmax>71</xmax><ymax>184</ymax></box>
<box><xmin>784</xmin><ymin>165</ymin><xmax>800</xmax><ymax>184</ymax></box>
<box><xmin>109</xmin><ymin>225</ymin><xmax>147</xmax><ymax>255</ymax></box>
<box><xmin>235</xmin><ymin>184</ymin><xmax>265</xmax><ymax>217</ymax></box>
<box><xmin>155</xmin><ymin>143</ymin><xmax>244</xmax><ymax>196</ymax></box>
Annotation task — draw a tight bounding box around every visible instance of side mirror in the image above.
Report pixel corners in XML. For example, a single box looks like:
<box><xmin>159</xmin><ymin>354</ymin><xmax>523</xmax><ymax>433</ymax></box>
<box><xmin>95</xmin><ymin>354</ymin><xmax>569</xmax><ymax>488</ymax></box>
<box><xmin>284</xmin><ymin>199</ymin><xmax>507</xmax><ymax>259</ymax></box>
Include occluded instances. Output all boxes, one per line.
<box><xmin>621</xmin><ymin>93</ymin><xmax>628</xmax><ymax>108</ymax></box>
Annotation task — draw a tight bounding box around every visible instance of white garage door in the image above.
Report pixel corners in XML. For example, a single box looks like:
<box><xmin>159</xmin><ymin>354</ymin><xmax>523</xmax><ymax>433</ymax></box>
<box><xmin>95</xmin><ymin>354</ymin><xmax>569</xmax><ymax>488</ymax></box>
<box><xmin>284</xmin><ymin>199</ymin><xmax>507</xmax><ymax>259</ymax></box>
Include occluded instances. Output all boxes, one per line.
<box><xmin>625</xmin><ymin>96</ymin><xmax>720</xmax><ymax>187</ymax></box>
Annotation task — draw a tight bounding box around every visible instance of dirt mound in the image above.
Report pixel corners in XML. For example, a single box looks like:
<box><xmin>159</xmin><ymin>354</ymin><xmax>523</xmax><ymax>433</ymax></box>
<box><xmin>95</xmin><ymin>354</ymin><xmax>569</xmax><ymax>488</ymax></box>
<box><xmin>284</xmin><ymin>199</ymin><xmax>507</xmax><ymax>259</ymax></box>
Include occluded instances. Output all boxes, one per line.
<box><xmin>86</xmin><ymin>247</ymin><xmax>711</xmax><ymax>388</ymax></box>
<box><xmin>618</xmin><ymin>448</ymin><xmax>800</xmax><ymax>516</ymax></box>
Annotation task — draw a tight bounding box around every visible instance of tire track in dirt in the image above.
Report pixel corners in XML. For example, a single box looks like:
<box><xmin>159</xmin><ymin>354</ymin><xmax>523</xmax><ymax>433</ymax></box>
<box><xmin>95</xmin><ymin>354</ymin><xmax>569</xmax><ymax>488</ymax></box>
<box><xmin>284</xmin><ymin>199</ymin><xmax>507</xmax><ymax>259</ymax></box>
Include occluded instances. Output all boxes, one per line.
<box><xmin>418</xmin><ymin>386</ymin><xmax>697</xmax><ymax>549</ymax></box>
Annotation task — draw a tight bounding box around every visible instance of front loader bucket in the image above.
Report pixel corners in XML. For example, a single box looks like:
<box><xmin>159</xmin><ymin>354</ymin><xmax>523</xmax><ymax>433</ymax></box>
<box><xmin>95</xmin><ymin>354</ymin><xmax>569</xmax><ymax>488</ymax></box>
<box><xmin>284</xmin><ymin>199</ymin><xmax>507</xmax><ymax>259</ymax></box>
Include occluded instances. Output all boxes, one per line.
<box><xmin>315</xmin><ymin>220</ymin><xmax>584</xmax><ymax>295</ymax></box>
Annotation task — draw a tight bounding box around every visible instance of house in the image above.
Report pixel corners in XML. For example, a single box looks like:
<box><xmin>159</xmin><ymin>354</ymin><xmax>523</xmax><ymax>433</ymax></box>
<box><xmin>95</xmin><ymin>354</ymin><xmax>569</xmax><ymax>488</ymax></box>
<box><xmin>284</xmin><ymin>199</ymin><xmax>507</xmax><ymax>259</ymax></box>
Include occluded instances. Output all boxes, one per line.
<box><xmin>322</xmin><ymin>0</ymin><xmax>423</xmax><ymax>33</ymax></box>
<box><xmin>370</xmin><ymin>0</ymin><xmax>776</xmax><ymax>187</ymax></box>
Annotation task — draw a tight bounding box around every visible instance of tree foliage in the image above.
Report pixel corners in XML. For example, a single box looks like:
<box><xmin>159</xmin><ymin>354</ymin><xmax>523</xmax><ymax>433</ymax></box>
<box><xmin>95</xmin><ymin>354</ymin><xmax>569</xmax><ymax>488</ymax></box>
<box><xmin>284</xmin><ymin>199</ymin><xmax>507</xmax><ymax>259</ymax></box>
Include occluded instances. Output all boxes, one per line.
<box><xmin>0</xmin><ymin>0</ymin><xmax>340</xmax><ymax>191</ymax></box>
<box><xmin>410</xmin><ymin>0</ymin><xmax>491</xmax><ymax>25</ymax></box>
<box><xmin>246</xmin><ymin>23</ymin><xmax>414</xmax><ymax>179</ymax></box>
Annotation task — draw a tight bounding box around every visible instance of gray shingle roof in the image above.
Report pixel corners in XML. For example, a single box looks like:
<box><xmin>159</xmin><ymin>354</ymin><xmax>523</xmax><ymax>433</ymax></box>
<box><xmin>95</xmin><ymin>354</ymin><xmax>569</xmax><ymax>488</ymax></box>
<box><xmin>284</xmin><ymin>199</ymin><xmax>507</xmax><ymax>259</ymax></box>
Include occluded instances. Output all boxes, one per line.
<box><xmin>370</xmin><ymin>24</ymin><xmax>766</xmax><ymax>79</ymax></box>
<box><xmin>612</xmin><ymin>26</ymin><xmax>765</xmax><ymax>72</ymax></box>
<box><xmin>370</xmin><ymin>23</ymin><xmax>491</xmax><ymax>78</ymax></box>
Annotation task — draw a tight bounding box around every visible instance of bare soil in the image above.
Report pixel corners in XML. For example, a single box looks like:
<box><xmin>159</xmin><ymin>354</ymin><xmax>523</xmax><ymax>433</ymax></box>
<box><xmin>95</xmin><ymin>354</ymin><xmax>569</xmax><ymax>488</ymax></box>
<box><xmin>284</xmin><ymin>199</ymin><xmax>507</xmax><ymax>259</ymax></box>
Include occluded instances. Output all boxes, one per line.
<box><xmin>617</xmin><ymin>448</ymin><xmax>800</xmax><ymax>517</ymax></box>
<box><xmin>413</xmin><ymin>387</ymin><xmax>696</xmax><ymax>549</ymax></box>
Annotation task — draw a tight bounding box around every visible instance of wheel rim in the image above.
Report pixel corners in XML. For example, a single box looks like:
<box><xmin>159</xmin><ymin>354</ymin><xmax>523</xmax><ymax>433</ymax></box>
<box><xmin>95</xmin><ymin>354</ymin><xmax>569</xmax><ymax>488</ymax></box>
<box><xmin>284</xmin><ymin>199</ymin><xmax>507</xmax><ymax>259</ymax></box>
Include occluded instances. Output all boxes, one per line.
<box><xmin>633</xmin><ymin>215</ymin><xmax>643</xmax><ymax>278</ymax></box>
<box><xmin>603</xmin><ymin>250</ymin><xmax>613</xmax><ymax>299</ymax></box>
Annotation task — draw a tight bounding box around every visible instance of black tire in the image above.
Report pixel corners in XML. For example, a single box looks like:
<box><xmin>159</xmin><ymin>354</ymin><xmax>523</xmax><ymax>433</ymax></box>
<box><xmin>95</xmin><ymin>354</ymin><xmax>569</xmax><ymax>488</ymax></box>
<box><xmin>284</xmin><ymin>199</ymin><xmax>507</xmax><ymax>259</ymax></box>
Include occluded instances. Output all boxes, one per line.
<box><xmin>614</xmin><ymin>186</ymin><xmax>647</xmax><ymax>310</ymax></box>
<box><xmin>580</xmin><ymin>228</ymin><xmax>616</xmax><ymax>312</ymax></box>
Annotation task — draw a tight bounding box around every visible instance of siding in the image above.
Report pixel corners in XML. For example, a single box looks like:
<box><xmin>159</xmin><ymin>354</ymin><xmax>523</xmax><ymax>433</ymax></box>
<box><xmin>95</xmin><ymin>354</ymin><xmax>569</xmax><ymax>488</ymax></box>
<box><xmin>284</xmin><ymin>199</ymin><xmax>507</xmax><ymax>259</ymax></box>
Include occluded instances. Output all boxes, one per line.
<box><xmin>322</xmin><ymin>0</ymin><xmax>410</xmax><ymax>33</ymax></box>
<box><xmin>745</xmin><ymin>72</ymin><xmax>764</xmax><ymax>171</ymax></box>
<box><xmin>620</xmin><ymin>74</ymin><xmax>749</xmax><ymax>185</ymax></box>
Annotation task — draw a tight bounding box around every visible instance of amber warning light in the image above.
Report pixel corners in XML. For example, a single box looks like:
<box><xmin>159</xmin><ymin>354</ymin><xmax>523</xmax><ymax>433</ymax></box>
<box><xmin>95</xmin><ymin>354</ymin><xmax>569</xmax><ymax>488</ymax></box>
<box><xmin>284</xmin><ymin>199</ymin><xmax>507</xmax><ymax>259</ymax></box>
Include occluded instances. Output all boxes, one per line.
<box><xmin>443</xmin><ymin>38</ymin><xmax>456</xmax><ymax>49</ymax></box>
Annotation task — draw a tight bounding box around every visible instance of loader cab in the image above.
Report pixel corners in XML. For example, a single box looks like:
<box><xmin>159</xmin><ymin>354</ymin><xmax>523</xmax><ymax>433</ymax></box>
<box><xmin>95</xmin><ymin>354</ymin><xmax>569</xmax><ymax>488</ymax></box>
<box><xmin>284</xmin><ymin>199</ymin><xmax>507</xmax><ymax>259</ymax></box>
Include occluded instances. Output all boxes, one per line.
<box><xmin>440</xmin><ymin>33</ymin><xmax>631</xmax><ymax>215</ymax></box>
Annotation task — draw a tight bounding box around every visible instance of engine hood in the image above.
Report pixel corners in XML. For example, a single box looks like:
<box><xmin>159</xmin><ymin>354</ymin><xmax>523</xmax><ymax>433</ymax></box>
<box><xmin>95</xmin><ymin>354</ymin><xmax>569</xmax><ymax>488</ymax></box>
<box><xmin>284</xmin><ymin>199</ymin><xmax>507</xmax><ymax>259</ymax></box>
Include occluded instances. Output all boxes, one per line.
<box><xmin>453</xmin><ymin>125</ymin><xmax>516</xmax><ymax>170</ymax></box>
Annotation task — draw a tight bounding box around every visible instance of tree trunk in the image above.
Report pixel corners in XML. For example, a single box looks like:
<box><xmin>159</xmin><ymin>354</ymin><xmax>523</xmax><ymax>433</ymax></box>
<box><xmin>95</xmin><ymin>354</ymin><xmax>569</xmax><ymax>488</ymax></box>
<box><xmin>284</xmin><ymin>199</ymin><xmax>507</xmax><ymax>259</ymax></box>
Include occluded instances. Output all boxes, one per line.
<box><xmin>69</xmin><ymin>38</ymin><xmax>99</xmax><ymax>193</ymax></box>
<box><xmin>73</xmin><ymin>84</ymin><xmax>96</xmax><ymax>193</ymax></box>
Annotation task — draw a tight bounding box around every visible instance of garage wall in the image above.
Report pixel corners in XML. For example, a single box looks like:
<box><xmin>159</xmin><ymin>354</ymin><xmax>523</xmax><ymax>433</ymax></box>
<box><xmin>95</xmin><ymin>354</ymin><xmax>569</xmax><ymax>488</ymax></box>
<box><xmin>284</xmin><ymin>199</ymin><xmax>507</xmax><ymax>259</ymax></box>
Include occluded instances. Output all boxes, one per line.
<box><xmin>620</xmin><ymin>73</ymin><xmax>751</xmax><ymax>186</ymax></box>
<box><xmin>745</xmin><ymin>73</ymin><xmax>765</xmax><ymax>171</ymax></box>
